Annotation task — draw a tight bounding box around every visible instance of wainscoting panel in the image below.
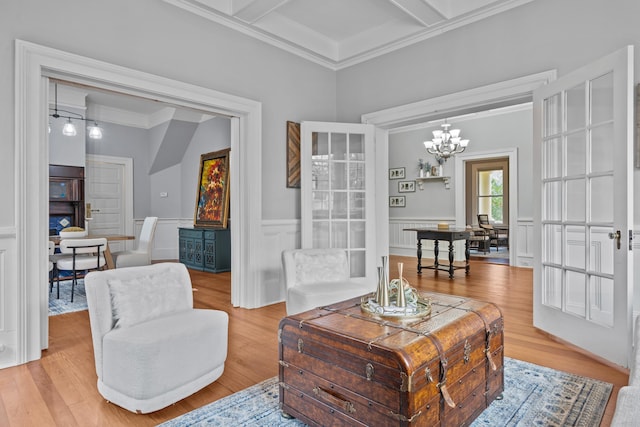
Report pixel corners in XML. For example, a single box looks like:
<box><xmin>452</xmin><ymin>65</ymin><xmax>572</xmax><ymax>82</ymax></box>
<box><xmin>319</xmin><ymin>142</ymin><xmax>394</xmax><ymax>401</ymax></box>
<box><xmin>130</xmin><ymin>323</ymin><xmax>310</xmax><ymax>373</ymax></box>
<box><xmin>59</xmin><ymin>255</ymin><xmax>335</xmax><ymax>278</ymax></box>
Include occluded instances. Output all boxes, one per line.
<box><xmin>390</xmin><ymin>218</ymin><xmax>534</xmax><ymax>268</ymax></box>
<box><xmin>0</xmin><ymin>229</ymin><xmax>17</xmax><ymax>368</ymax></box>
<box><xmin>132</xmin><ymin>218</ymin><xmax>191</xmax><ymax>262</ymax></box>
<box><xmin>516</xmin><ymin>219</ymin><xmax>534</xmax><ymax>267</ymax></box>
<box><xmin>389</xmin><ymin>218</ymin><xmax>464</xmax><ymax>260</ymax></box>
<box><xmin>147</xmin><ymin>219</ymin><xmax>637</xmax><ymax>310</ymax></box>
<box><xmin>259</xmin><ymin>220</ymin><xmax>300</xmax><ymax>306</ymax></box>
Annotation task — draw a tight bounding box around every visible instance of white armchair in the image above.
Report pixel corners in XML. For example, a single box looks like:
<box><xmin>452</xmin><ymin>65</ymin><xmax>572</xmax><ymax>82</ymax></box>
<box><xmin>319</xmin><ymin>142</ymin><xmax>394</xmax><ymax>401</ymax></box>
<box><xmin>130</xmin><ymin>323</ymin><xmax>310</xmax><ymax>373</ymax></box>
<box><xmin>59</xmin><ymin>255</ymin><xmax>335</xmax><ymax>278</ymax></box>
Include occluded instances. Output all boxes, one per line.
<box><xmin>282</xmin><ymin>248</ymin><xmax>375</xmax><ymax>315</ymax></box>
<box><xmin>84</xmin><ymin>262</ymin><xmax>228</xmax><ymax>414</ymax></box>
<box><xmin>112</xmin><ymin>216</ymin><xmax>158</xmax><ymax>268</ymax></box>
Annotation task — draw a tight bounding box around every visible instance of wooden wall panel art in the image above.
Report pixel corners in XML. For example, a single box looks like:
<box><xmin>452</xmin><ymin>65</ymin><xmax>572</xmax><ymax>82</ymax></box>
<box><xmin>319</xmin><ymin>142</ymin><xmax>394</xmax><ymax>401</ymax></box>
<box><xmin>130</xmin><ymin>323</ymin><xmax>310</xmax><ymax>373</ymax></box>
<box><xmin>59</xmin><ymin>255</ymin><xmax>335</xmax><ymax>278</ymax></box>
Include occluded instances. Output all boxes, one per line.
<box><xmin>286</xmin><ymin>121</ymin><xmax>301</xmax><ymax>188</ymax></box>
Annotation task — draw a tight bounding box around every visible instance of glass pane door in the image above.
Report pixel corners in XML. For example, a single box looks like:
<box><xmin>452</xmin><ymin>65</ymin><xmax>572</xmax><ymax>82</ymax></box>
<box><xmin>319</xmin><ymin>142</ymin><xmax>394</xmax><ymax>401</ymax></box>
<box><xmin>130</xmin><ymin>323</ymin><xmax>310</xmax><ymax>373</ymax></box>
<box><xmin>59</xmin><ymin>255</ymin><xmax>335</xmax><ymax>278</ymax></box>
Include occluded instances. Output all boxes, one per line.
<box><xmin>541</xmin><ymin>74</ymin><xmax>615</xmax><ymax>325</ymax></box>
<box><xmin>533</xmin><ymin>47</ymin><xmax>633</xmax><ymax>367</ymax></box>
<box><xmin>301</xmin><ymin>122</ymin><xmax>375</xmax><ymax>281</ymax></box>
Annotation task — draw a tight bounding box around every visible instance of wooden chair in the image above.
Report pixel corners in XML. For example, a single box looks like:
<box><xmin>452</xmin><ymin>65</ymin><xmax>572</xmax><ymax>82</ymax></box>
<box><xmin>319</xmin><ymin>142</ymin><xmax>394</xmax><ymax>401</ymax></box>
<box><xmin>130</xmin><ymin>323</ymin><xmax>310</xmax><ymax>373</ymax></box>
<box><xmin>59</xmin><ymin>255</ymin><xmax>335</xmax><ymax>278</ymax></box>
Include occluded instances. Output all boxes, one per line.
<box><xmin>466</xmin><ymin>226</ymin><xmax>490</xmax><ymax>254</ymax></box>
<box><xmin>56</xmin><ymin>238</ymin><xmax>107</xmax><ymax>302</ymax></box>
<box><xmin>477</xmin><ymin>214</ymin><xmax>509</xmax><ymax>252</ymax></box>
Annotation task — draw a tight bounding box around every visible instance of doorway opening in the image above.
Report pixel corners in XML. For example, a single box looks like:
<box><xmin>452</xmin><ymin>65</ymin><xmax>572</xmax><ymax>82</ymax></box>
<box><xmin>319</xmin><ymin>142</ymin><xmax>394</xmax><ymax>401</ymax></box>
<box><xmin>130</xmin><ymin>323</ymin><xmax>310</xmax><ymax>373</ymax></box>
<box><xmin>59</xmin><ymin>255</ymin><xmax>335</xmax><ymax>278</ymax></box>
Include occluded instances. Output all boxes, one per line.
<box><xmin>465</xmin><ymin>157</ymin><xmax>510</xmax><ymax>264</ymax></box>
<box><xmin>16</xmin><ymin>40</ymin><xmax>261</xmax><ymax>365</ymax></box>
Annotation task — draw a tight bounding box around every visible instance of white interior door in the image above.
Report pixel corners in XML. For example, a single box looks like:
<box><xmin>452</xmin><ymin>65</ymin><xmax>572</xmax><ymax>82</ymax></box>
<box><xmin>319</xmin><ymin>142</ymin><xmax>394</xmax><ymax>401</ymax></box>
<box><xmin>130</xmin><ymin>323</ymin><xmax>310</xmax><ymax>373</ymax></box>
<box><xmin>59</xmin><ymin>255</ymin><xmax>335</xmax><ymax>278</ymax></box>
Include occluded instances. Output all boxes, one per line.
<box><xmin>533</xmin><ymin>46</ymin><xmax>634</xmax><ymax>367</ymax></box>
<box><xmin>86</xmin><ymin>155</ymin><xmax>133</xmax><ymax>252</ymax></box>
<box><xmin>300</xmin><ymin>121</ymin><xmax>376</xmax><ymax>285</ymax></box>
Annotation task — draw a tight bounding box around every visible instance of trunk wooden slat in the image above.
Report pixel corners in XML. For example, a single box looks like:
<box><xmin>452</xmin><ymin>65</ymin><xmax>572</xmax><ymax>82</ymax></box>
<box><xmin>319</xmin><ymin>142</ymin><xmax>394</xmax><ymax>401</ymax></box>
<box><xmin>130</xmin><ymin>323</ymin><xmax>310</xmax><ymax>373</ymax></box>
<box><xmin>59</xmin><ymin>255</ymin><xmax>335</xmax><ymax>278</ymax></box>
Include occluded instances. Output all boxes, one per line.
<box><xmin>279</xmin><ymin>292</ymin><xmax>504</xmax><ymax>426</ymax></box>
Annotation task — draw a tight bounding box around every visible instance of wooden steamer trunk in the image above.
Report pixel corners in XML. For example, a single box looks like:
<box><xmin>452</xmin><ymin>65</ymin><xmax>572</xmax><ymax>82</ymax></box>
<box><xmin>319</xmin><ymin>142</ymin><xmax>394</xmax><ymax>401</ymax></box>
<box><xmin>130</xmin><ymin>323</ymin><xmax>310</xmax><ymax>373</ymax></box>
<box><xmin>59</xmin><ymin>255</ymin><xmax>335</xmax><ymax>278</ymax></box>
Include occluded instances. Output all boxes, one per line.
<box><xmin>278</xmin><ymin>292</ymin><xmax>504</xmax><ymax>426</ymax></box>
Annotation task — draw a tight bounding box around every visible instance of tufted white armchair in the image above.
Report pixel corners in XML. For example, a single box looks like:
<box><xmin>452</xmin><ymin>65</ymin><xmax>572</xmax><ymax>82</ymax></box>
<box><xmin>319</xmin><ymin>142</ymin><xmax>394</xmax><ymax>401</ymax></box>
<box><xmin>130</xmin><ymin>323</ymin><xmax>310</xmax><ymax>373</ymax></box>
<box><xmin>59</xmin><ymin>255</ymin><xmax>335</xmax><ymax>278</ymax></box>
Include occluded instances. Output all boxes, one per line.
<box><xmin>282</xmin><ymin>248</ymin><xmax>375</xmax><ymax>315</ymax></box>
<box><xmin>84</xmin><ymin>262</ymin><xmax>228</xmax><ymax>414</ymax></box>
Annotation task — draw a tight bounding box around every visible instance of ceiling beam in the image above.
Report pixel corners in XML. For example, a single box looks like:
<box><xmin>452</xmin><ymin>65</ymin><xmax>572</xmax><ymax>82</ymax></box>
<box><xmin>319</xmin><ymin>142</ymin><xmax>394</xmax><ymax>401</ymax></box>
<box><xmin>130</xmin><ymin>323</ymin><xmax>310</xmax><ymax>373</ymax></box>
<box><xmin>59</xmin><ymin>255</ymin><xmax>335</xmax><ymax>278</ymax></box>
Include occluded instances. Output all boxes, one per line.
<box><xmin>233</xmin><ymin>0</ymin><xmax>293</xmax><ymax>23</ymax></box>
<box><xmin>389</xmin><ymin>0</ymin><xmax>446</xmax><ymax>26</ymax></box>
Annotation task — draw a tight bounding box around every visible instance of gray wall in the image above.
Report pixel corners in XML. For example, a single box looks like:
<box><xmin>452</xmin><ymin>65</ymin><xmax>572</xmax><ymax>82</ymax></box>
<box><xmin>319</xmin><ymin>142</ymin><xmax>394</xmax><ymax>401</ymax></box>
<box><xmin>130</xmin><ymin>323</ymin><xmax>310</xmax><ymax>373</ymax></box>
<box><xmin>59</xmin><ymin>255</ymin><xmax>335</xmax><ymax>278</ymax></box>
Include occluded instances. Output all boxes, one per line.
<box><xmin>85</xmin><ymin>116</ymin><xmax>232</xmax><ymax>219</ymax></box>
<box><xmin>1</xmin><ymin>0</ymin><xmax>337</xmax><ymax>227</ymax></box>
<box><xmin>389</xmin><ymin>108</ymin><xmax>533</xmax><ymax>221</ymax></box>
<box><xmin>49</xmin><ymin>106</ymin><xmax>86</xmax><ymax>167</ymax></box>
<box><xmin>86</xmin><ymin>122</ymin><xmax>151</xmax><ymax>218</ymax></box>
<box><xmin>180</xmin><ymin>116</ymin><xmax>231</xmax><ymax>219</ymax></box>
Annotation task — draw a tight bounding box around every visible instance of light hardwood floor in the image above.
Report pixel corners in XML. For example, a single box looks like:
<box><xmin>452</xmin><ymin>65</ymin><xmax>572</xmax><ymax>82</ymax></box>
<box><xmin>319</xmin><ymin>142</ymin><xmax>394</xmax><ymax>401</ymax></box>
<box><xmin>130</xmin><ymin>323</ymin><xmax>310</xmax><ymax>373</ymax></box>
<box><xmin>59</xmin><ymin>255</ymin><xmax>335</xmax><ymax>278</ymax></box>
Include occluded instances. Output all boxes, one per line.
<box><xmin>0</xmin><ymin>257</ymin><xmax>628</xmax><ymax>426</ymax></box>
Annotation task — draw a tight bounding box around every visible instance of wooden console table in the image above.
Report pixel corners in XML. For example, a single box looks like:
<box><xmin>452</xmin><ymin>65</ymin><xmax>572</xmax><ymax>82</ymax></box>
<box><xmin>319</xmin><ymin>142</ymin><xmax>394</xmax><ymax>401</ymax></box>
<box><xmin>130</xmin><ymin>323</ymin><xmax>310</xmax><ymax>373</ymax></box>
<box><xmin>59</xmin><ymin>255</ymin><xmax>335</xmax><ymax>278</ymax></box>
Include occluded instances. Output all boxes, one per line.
<box><xmin>404</xmin><ymin>227</ymin><xmax>471</xmax><ymax>278</ymax></box>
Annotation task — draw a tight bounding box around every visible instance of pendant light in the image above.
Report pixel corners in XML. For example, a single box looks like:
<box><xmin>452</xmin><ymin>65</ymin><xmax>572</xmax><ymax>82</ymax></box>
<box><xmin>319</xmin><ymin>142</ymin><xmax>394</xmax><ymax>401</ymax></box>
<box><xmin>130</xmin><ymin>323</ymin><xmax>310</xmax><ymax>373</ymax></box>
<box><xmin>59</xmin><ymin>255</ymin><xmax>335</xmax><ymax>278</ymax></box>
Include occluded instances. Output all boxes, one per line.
<box><xmin>49</xmin><ymin>83</ymin><xmax>103</xmax><ymax>140</ymax></box>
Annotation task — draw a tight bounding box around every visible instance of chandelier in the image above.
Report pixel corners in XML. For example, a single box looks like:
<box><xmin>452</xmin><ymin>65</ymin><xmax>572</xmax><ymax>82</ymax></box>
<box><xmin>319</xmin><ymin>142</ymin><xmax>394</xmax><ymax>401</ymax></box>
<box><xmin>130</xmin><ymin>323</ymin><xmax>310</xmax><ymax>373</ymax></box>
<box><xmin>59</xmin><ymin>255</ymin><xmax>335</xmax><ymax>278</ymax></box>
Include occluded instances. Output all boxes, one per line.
<box><xmin>49</xmin><ymin>83</ymin><xmax>103</xmax><ymax>140</ymax></box>
<box><xmin>423</xmin><ymin>120</ymin><xmax>469</xmax><ymax>161</ymax></box>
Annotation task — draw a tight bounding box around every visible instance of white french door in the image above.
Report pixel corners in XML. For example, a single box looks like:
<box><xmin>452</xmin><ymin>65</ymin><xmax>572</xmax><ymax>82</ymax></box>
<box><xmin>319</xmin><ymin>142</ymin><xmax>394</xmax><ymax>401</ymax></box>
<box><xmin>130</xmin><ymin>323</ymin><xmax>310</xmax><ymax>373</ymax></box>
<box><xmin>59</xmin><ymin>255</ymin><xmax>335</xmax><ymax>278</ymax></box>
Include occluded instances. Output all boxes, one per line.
<box><xmin>533</xmin><ymin>47</ymin><xmax>634</xmax><ymax>367</ymax></box>
<box><xmin>300</xmin><ymin>122</ymin><xmax>376</xmax><ymax>285</ymax></box>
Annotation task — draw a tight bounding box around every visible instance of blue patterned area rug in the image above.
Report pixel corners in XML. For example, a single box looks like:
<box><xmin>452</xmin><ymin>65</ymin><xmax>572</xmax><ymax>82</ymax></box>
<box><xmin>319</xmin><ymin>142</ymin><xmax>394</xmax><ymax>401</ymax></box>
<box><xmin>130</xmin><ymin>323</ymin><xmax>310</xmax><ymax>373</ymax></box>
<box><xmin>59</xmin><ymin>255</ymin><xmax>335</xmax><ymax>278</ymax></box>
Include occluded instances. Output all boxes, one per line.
<box><xmin>48</xmin><ymin>279</ymin><xmax>88</xmax><ymax>316</ymax></box>
<box><xmin>159</xmin><ymin>358</ymin><xmax>612</xmax><ymax>427</ymax></box>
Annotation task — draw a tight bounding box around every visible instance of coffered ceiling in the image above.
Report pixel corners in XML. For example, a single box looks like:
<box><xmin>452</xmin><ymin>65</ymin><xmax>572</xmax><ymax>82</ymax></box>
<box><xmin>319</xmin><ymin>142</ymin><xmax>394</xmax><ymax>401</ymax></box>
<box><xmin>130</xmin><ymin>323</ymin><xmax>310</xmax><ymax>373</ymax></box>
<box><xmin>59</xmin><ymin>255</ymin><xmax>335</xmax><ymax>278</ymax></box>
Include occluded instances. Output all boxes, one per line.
<box><xmin>164</xmin><ymin>0</ymin><xmax>534</xmax><ymax>69</ymax></box>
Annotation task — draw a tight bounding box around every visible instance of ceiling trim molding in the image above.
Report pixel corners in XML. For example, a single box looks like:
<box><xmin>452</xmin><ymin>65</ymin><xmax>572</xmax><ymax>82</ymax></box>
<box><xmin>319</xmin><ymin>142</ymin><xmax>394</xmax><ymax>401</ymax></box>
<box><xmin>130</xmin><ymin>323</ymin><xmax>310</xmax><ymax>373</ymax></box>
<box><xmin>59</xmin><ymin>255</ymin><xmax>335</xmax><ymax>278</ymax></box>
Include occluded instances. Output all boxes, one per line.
<box><xmin>389</xmin><ymin>102</ymin><xmax>533</xmax><ymax>134</ymax></box>
<box><xmin>164</xmin><ymin>0</ymin><xmax>535</xmax><ymax>70</ymax></box>
<box><xmin>362</xmin><ymin>70</ymin><xmax>556</xmax><ymax>129</ymax></box>
<box><xmin>338</xmin><ymin>0</ymin><xmax>534</xmax><ymax>69</ymax></box>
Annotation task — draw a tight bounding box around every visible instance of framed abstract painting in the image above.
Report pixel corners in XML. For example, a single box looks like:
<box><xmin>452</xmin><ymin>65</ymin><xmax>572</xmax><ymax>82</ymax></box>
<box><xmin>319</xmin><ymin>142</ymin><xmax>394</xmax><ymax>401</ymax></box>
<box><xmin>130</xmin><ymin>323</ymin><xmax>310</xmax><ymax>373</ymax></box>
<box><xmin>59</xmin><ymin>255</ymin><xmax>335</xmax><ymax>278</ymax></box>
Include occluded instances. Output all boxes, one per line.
<box><xmin>194</xmin><ymin>148</ymin><xmax>230</xmax><ymax>228</ymax></box>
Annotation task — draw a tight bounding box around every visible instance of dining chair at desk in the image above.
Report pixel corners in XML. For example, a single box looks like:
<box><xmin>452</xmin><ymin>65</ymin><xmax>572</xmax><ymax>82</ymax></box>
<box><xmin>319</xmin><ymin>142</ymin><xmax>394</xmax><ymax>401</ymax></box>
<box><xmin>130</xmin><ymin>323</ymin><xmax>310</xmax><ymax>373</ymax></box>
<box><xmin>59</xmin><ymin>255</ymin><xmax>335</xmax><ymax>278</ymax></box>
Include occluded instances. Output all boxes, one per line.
<box><xmin>112</xmin><ymin>216</ymin><xmax>158</xmax><ymax>268</ymax></box>
<box><xmin>56</xmin><ymin>238</ymin><xmax>107</xmax><ymax>302</ymax></box>
<box><xmin>477</xmin><ymin>214</ymin><xmax>509</xmax><ymax>252</ymax></box>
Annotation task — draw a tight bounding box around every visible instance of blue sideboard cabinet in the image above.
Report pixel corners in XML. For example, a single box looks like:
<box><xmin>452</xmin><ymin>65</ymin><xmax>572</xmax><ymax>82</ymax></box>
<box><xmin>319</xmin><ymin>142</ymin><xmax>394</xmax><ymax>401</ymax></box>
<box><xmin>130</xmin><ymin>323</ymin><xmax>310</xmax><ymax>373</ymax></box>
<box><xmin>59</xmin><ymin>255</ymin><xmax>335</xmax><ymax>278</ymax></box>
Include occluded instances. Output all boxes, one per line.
<box><xmin>178</xmin><ymin>227</ymin><xmax>231</xmax><ymax>273</ymax></box>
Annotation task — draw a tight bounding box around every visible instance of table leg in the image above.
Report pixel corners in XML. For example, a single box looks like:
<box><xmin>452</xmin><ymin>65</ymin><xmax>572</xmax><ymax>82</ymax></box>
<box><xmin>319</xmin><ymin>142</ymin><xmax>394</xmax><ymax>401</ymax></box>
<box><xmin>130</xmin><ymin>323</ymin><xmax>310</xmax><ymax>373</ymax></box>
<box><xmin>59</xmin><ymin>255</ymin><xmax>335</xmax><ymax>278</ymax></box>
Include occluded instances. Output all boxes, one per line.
<box><xmin>416</xmin><ymin>239</ymin><xmax>422</xmax><ymax>274</ymax></box>
<box><xmin>448</xmin><ymin>240</ymin><xmax>454</xmax><ymax>278</ymax></box>
<box><xmin>104</xmin><ymin>246</ymin><xmax>115</xmax><ymax>269</ymax></box>
<box><xmin>465</xmin><ymin>239</ymin><xmax>470</xmax><ymax>275</ymax></box>
<box><xmin>434</xmin><ymin>240</ymin><xmax>439</xmax><ymax>268</ymax></box>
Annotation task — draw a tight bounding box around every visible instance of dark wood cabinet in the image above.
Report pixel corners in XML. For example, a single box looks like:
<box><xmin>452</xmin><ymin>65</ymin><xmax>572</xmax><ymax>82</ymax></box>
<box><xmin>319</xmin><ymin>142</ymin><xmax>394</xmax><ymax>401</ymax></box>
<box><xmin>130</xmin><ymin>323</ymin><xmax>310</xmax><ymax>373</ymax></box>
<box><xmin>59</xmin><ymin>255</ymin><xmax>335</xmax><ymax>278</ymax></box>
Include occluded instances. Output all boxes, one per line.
<box><xmin>179</xmin><ymin>228</ymin><xmax>230</xmax><ymax>273</ymax></box>
<box><xmin>49</xmin><ymin>165</ymin><xmax>85</xmax><ymax>235</ymax></box>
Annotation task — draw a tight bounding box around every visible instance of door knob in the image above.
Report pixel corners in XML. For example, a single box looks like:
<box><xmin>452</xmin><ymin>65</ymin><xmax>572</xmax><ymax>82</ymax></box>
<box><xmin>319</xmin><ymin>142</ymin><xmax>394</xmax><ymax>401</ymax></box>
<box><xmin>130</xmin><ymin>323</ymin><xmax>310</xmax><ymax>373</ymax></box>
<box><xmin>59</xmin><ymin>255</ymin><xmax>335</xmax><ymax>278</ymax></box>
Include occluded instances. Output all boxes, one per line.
<box><xmin>608</xmin><ymin>230</ymin><xmax>621</xmax><ymax>250</ymax></box>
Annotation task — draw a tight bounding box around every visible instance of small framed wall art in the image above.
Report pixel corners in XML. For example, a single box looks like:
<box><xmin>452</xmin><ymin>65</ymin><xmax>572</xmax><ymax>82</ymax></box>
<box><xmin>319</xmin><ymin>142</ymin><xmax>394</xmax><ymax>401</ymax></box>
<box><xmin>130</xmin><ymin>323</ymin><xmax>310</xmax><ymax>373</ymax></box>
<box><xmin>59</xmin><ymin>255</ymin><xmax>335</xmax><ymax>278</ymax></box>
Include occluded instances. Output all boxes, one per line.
<box><xmin>398</xmin><ymin>180</ymin><xmax>415</xmax><ymax>193</ymax></box>
<box><xmin>389</xmin><ymin>196</ymin><xmax>406</xmax><ymax>207</ymax></box>
<box><xmin>389</xmin><ymin>167</ymin><xmax>405</xmax><ymax>179</ymax></box>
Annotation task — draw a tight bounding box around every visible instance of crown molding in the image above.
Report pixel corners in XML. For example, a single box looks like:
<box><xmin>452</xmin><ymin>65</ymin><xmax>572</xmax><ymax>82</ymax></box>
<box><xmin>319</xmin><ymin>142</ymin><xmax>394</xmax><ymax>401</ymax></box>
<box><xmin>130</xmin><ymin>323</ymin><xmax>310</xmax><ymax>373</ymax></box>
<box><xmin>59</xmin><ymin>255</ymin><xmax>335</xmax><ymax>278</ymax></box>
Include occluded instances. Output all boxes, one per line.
<box><xmin>389</xmin><ymin>102</ymin><xmax>532</xmax><ymax>134</ymax></box>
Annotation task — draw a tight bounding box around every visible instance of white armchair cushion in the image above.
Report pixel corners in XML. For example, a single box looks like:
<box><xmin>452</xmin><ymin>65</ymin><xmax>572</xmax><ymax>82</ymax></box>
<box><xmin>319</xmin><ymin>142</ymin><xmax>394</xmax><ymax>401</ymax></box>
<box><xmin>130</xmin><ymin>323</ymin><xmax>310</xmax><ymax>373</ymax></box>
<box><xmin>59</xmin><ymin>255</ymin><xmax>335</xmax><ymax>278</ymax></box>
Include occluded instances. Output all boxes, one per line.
<box><xmin>102</xmin><ymin>309</ymin><xmax>228</xmax><ymax>401</ymax></box>
<box><xmin>294</xmin><ymin>250</ymin><xmax>350</xmax><ymax>285</ymax></box>
<box><xmin>288</xmin><ymin>281</ymin><xmax>373</xmax><ymax>315</ymax></box>
<box><xmin>611</xmin><ymin>386</ymin><xmax>640</xmax><ymax>426</ymax></box>
<box><xmin>108</xmin><ymin>269</ymin><xmax>190</xmax><ymax>328</ymax></box>
<box><xmin>113</xmin><ymin>251</ymin><xmax>150</xmax><ymax>269</ymax></box>
<box><xmin>282</xmin><ymin>249</ymin><xmax>375</xmax><ymax>315</ymax></box>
